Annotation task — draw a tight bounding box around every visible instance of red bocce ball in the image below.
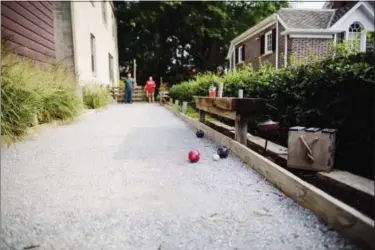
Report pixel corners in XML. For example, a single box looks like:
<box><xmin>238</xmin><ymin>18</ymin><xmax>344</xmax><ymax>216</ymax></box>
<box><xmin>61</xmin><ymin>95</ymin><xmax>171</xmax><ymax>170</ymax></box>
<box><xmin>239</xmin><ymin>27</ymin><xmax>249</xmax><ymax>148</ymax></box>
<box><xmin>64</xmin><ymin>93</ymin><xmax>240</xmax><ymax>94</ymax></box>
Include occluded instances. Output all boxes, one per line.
<box><xmin>188</xmin><ymin>149</ymin><xmax>200</xmax><ymax>163</ymax></box>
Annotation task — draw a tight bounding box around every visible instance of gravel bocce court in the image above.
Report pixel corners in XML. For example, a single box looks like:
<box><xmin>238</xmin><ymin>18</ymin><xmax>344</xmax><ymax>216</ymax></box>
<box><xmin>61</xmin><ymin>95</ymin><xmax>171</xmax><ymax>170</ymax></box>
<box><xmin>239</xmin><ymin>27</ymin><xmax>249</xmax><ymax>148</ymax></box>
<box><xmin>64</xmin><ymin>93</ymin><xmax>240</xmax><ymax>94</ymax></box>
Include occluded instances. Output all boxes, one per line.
<box><xmin>1</xmin><ymin>104</ymin><xmax>359</xmax><ymax>250</ymax></box>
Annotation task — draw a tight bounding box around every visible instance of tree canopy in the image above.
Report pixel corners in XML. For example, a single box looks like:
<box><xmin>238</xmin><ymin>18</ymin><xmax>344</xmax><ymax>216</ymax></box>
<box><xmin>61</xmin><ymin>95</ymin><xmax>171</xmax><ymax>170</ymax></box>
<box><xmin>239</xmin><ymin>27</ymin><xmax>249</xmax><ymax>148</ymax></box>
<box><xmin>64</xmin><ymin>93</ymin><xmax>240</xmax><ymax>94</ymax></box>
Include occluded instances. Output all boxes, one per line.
<box><xmin>115</xmin><ymin>1</ymin><xmax>288</xmax><ymax>86</ymax></box>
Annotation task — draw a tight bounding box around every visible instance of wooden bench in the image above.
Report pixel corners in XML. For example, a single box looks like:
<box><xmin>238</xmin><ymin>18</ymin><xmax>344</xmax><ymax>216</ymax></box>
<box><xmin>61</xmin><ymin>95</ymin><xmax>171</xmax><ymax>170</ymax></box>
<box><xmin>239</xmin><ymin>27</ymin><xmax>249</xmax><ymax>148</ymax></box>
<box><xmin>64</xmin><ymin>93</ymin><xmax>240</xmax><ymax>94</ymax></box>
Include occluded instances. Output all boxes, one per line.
<box><xmin>159</xmin><ymin>91</ymin><xmax>170</xmax><ymax>105</ymax></box>
<box><xmin>194</xmin><ymin>96</ymin><xmax>267</xmax><ymax>145</ymax></box>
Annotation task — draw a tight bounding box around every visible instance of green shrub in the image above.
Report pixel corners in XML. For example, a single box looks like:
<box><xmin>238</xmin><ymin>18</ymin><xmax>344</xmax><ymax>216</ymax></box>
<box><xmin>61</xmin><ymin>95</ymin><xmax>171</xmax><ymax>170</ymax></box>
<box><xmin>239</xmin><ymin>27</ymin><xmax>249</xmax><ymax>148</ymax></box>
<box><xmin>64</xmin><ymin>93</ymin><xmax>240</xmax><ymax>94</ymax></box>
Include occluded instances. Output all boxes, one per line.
<box><xmin>1</xmin><ymin>50</ymin><xmax>82</xmax><ymax>143</ymax></box>
<box><xmin>119</xmin><ymin>79</ymin><xmax>125</xmax><ymax>88</ymax></box>
<box><xmin>169</xmin><ymin>52</ymin><xmax>375</xmax><ymax>178</ymax></box>
<box><xmin>169</xmin><ymin>72</ymin><xmax>222</xmax><ymax>102</ymax></box>
<box><xmin>82</xmin><ymin>84</ymin><xmax>112</xmax><ymax>109</ymax></box>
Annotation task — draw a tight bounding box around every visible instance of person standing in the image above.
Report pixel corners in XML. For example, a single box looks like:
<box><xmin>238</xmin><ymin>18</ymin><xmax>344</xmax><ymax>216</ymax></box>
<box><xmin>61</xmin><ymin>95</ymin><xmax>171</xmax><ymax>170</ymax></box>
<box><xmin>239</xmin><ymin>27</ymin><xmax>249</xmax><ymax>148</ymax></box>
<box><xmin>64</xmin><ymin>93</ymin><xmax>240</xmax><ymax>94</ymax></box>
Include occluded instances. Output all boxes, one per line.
<box><xmin>144</xmin><ymin>76</ymin><xmax>156</xmax><ymax>103</ymax></box>
<box><xmin>124</xmin><ymin>72</ymin><xmax>134</xmax><ymax>104</ymax></box>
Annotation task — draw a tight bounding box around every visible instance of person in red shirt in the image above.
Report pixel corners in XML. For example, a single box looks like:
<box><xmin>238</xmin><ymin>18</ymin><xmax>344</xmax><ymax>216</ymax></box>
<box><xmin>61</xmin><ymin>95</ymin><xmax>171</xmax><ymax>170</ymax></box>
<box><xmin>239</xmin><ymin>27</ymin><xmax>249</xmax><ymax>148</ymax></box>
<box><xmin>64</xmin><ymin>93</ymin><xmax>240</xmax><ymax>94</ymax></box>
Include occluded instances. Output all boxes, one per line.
<box><xmin>144</xmin><ymin>76</ymin><xmax>156</xmax><ymax>103</ymax></box>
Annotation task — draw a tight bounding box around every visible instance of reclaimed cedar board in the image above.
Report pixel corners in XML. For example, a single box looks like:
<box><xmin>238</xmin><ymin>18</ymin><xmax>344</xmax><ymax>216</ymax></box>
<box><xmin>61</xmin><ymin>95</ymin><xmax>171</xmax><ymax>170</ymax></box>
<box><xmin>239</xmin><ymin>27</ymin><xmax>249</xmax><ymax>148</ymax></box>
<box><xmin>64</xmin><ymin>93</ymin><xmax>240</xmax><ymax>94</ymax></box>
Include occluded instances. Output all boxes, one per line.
<box><xmin>194</xmin><ymin>96</ymin><xmax>267</xmax><ymax>117</ymax></box>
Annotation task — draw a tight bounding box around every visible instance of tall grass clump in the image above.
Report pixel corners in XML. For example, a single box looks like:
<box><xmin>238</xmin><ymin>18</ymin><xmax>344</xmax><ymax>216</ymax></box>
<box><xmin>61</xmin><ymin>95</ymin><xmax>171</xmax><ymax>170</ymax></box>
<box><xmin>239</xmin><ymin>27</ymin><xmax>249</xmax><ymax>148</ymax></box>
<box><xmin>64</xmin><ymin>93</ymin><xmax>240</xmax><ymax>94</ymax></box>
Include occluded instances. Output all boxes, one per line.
<box><xmin>1</xmin><ymin>48</ymin><xmax>82</xmax><ymax>143</ymax></box>
<box><xmin>82</xmin><ymin>84</ymin><xmax>112</xmax><ymax>109</ymax></box>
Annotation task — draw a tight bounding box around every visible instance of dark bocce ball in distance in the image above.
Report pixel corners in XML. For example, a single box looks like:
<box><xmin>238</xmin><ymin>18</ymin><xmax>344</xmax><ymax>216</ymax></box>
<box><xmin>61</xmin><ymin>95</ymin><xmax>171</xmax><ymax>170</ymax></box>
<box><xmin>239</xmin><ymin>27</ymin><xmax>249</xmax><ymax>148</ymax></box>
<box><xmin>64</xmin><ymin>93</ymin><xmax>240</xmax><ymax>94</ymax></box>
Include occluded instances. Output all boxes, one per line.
<box><xmin>196</xmin><ymin>130</ymin><xmax>204</xmax><ymax>138</ymax></box>
<box><xmin>217</xmin><ymin>146</ymin><xmax>229</xmax><ymax>159</ymax></box>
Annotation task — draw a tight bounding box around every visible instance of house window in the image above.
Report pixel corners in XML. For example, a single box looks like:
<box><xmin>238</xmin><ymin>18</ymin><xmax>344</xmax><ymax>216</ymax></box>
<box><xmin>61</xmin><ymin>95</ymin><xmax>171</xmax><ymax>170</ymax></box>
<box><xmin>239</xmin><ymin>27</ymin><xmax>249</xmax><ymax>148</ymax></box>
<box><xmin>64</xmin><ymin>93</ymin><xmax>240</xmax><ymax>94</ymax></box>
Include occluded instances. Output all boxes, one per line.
<box><xmin>90</xmin><ymin>34</ymin><xmax>96</xmax><ymax>75</ymax></box>
<box><xmin>265</xmin><ymin>30</ymin><xmax>273</xmax><ymax>53</ymax></box>
<box><xmin>348</xmin><ymin>22</ymin><xmax>362</xmax><ymax>51</ymax></box>
<box><xmin>108</xmin><ymin>53</ymin><xmax>114</xmax><ymax>83</ymax></box>
<box><xmin>112</xmin><ymin>13</ymin><xmax>116</xmax><ymax>38</ymax></box>
<box><xmin>102</xmin><ymin>1</ymin><xmax>107</xmax><ymax>26</ymax></box>
<box><xmin>90</xmin><ymin>0</ymin><xmax>94</xmax><ymax>7</ymax></box>
<box><xmin>238</xmin><ymin>45</ymin><xmax>244</xmax><ymax>63</ymax></box>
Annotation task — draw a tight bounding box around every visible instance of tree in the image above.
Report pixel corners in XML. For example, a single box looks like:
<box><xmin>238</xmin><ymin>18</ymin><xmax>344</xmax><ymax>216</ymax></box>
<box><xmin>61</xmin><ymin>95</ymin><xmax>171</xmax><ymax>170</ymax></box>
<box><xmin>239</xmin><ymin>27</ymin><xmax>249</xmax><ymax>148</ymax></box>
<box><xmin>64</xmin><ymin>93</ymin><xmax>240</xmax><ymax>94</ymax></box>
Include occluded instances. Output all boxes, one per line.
<box><xmin>115</xmin><ymin>1</ymin><xmax>288</xmax><ymax>86</ymax></box>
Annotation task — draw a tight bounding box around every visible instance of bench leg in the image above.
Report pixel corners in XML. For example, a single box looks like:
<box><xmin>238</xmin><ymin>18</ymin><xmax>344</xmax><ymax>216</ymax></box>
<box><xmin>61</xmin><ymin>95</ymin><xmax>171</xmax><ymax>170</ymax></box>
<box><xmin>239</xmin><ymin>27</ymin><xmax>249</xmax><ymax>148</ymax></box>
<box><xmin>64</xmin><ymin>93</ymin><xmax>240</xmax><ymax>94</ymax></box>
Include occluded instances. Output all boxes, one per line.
<box><xmin>199</xmin><ymin>110</ymin><xmax>206</xmax><ymax>123</ymax></box>
<box><xmin>235</xmin><ymin>114</ymin><xmax>248</xmax><ymax>145</ymax></box>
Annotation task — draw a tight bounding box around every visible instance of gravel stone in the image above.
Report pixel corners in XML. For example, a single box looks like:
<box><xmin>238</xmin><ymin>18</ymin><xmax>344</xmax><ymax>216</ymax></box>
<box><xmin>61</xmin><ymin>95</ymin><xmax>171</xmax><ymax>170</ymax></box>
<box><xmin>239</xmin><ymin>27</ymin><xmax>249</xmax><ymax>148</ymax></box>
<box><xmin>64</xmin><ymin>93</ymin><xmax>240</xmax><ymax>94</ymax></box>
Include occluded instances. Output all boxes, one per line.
<box><xmin>1</xmin><ymin>104</ymin><xmax>360</xmax><ymax>250</ymax></box>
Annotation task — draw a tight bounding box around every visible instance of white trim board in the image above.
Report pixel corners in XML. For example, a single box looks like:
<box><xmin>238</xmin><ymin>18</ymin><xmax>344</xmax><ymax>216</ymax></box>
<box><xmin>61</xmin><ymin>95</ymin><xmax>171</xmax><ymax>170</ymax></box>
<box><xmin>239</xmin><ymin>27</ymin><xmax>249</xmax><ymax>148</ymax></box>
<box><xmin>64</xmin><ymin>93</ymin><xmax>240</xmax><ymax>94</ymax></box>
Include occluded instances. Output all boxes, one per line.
<box><xmin>275</xmin><ymin>18</ymin><xmax>279</xmax><ymax>69</ymax></box>
<box><xmin>231</xmin><ymin>14</ymin><xmax>276</xmax><ymax>44</ymax></box>
<box><xmin>281</xmin><ymin>29</ymin><xmax>344</xmax><ymax>35</ymax></box>
<box><xmin>289</xmin><ymin>34</ymin><xmax>334</xmax><ymax>39</ymax></box>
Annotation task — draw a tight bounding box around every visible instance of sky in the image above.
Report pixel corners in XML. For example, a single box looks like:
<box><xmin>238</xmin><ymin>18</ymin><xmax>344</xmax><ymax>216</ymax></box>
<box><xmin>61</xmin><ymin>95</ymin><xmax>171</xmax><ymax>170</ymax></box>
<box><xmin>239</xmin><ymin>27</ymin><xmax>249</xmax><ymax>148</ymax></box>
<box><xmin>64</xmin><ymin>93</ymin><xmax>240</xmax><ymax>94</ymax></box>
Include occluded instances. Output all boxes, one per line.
<box><xmin>291</xmin><ymin>1</ymin><xmax>326</xmax><ymax>9</ymax></box>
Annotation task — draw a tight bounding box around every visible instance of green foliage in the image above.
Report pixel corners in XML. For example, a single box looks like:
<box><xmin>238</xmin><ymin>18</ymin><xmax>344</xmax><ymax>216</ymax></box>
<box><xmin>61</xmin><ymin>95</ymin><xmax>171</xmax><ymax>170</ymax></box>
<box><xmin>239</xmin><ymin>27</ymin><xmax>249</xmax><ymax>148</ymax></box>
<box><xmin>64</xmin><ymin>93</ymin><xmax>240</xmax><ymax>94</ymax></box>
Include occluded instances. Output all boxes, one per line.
<box><xmin>82</xmin><ymin>85</ymin><xmax>112</xmax><ymax>109</ymax></box>
<box><xmin>169</xmin><ymin>72</ymin><xmax>223</xmax><ymax>101</ymax></box>
<box><xmin>1</xmin><ymin>51</ymin><xmax>82</xmax><ymax>143</ymax></box>
<box><xmin>119</xmin><ymin>79</ymin><xmax>125</xmax><ymax>88</ymax></box>
<box><xmin>170</xmin><ymin>52</ymin><xmax>374</xmax><ymax>178</ymax></box>
<box><xmin>115</xmin><ymin>1</ymin><xmax>288</xmax><ymax>85</ymax></box>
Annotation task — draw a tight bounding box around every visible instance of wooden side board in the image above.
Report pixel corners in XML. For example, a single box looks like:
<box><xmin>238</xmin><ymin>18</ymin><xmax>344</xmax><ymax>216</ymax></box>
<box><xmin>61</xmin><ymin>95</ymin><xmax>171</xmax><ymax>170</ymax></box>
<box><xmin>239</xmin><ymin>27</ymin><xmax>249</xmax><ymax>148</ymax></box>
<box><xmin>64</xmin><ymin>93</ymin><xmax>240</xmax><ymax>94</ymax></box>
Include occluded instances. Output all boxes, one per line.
<box><xmin>195</xmin><ymin>97</ymin><xmax>236</xmax><ymax>120</ymax></box>
<box><xmin>194</xmin><ymin>96</ymin><xmax>267</xmax><ymax>117</ymax></box>
<box><xmin>165</xmin><ymin>105</ymin><xmax>375</xmax><ymax>250</ymax></box>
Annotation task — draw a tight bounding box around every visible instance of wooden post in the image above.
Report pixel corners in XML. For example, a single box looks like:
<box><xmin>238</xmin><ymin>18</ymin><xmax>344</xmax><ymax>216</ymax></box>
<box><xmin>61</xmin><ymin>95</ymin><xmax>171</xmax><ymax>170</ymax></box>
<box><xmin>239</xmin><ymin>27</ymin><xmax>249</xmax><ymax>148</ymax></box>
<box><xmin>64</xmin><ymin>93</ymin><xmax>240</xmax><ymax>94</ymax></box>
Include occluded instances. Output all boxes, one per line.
<box><xmin>218</xmin><ymin>82</ymin><xmax>224</xmax><ymax>98</ymax></box>
<box><xmin>199</xmin><ymin>110</ymin><xmax>206</xmax><ymax>123</ymax></box>
<box><xmin>238</xmin><ymin>89</ymin><xmax>243</xmax><ymax>98</ymax></box>
<box><xmin>133</xmin><ymin>59</ymin><xmax>137</xmax><ymax>87</ymax></box>
<box><xmin>235</xmin><ymin>114</ymin><xmax>248</xmax><ymax>145</ymax></box>
<box><xmin>182</xmin><ymin>101</ymin><xmax>188</xmax><ymax>114</ymax></box>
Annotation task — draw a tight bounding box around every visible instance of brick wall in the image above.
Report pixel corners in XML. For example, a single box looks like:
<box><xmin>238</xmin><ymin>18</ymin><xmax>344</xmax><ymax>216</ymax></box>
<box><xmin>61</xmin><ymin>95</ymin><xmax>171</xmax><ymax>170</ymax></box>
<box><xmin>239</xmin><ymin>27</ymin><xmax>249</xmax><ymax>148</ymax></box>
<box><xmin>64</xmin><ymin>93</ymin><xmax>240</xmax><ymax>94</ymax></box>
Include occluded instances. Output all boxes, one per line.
<box><xmin>241</xmin><ymin>24</ymin><xmax>276</xmax><ymax>70</ymax></box>
<box><xmin>236</xmin><ymin>22</ymin><xmax>287</xmax><ymax>70</ymax></box>
<box><xmin>289</xmin><ymin>38</ymin><xmax>333</xmax><ymax>66</ymax></box>
<box><xmin>1</xmin><ymin>1</ymin><xmax>56</xmax><ymax>64</ymax></box>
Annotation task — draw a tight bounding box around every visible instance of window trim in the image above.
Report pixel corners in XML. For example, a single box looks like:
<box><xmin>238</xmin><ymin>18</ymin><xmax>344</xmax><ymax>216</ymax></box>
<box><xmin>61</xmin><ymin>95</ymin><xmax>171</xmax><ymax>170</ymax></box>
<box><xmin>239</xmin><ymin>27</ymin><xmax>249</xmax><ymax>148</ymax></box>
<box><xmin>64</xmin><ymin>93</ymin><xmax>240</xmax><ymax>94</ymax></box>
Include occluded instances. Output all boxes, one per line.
<box><xmin>238</xmin><ymin>45</ymin><xmax>244</xmax><ymax>63</ymax></box>
<box><xmin>265</xmin><ymin>30</ymin><xmax>273</xmax><ymax>53</ymax></box>
<box><xmin>102</xmin><ymin>1</ymin><xmax>108</xmax><ymax>27</ymax></box>
<box><xmin>112</xmin><ymin>13</ymin><xmax>116</xmax><ymax>38</ymax></box>
<box><xmin>348</xmin><ymin>22</ymin><xmax>364</xmax><ymax>51</ymax></box>
<box><xmin>108</xmin><ymin>53</ymin><xmax>114</xmax><ymax>83</ymax></box>
<box><xmin>90</xmin><ymin>33</ymin><xmax>96</xmax><ymax>76</ymax></box>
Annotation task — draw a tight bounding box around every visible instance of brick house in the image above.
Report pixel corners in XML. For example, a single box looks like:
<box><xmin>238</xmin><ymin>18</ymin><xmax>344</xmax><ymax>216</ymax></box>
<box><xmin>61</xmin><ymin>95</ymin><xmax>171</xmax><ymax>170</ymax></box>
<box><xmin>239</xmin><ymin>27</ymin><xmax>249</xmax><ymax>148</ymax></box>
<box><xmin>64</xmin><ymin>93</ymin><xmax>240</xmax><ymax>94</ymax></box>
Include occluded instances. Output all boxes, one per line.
<box><xmin>1</xmin><ymin>1</ymin><xmax>119</xmax><ymax>86</ymax></box>
<box><xmin>226</xmin><ymin>1</ymin><xmax>374</xmax><ymax>71</ymax></box>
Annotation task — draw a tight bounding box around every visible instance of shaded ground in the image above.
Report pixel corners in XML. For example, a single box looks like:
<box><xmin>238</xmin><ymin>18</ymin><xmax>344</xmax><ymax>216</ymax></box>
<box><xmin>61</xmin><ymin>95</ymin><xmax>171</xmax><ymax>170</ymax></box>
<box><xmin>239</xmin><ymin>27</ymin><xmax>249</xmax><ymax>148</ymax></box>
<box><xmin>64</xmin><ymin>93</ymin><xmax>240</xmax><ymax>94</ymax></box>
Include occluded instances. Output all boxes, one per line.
<box><xmin>1</xmin><ymin>104</ymin><xmax>359</xmax><ymax>250</ymax></box>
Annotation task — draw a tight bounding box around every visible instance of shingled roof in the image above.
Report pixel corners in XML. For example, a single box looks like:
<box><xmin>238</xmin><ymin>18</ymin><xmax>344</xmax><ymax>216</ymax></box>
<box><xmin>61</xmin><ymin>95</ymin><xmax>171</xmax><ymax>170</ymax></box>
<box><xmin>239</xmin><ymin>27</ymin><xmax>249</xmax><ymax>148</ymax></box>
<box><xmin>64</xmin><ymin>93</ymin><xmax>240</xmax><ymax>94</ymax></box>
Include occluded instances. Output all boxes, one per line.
<box><xmin>277</xmin><ymin>8</ymin><xmax>335</xmax><ymax>29</ymax></box>
<box><xmin>329</xmin><ymin>1</ymin><xmax>358</xmax><ymax>26</ymax></box>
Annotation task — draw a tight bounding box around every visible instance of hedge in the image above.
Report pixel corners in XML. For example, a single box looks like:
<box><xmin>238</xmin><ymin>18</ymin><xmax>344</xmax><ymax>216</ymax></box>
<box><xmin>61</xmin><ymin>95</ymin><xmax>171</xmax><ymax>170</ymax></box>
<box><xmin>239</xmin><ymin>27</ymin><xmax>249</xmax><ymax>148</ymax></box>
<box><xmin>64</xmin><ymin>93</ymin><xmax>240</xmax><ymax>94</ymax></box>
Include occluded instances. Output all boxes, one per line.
<box><xmin>170</xmin><ymin>52</ymin><xmax>375</xmax><ymax>178</ymax></box>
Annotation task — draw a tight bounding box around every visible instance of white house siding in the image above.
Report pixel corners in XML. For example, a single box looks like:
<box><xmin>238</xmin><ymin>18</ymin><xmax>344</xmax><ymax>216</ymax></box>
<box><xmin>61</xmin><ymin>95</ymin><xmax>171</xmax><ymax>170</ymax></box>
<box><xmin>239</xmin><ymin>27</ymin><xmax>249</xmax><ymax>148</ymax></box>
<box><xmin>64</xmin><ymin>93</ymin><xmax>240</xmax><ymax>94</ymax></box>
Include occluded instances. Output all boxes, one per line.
<box><xmin>330</xmin><ymin>3</ymin><xmax>374</xmax><ymax>51</ymax></box>
<box><xmin>70</xmin><ymin>0</ymin><xmax>119</xmax><ymax>86</ymax></box>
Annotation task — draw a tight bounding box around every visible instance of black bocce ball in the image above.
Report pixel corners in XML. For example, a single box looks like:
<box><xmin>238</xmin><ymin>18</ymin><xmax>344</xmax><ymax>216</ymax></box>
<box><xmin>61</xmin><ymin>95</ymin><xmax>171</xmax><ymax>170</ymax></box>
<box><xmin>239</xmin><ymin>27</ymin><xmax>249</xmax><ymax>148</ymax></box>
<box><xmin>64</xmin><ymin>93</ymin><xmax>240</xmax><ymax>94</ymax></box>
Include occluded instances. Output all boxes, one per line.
<box><xmin>196</xmin><ymin>130</ymin><xmax>204</xmax><ymax>138</ymax></box>
<box><xmin>217</xmin><ymin>146</ymin><xmax>229</xmax><ymax>158</ymax></box>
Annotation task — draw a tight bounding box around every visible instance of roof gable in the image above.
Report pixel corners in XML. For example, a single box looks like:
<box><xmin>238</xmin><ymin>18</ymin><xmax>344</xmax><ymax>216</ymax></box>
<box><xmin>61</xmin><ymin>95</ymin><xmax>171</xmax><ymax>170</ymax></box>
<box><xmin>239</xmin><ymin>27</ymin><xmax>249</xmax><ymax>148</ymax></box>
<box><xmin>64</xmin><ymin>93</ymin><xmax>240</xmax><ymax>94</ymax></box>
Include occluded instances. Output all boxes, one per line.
<box><xmin>329</xmin><ymin>1</ymin><xmax>358</xmax><ymax>26</ymax></box>
<box><xmin>329</xmin><ymin>1</ymin><xmax>374</xmax><ymax>30</ymax></box>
